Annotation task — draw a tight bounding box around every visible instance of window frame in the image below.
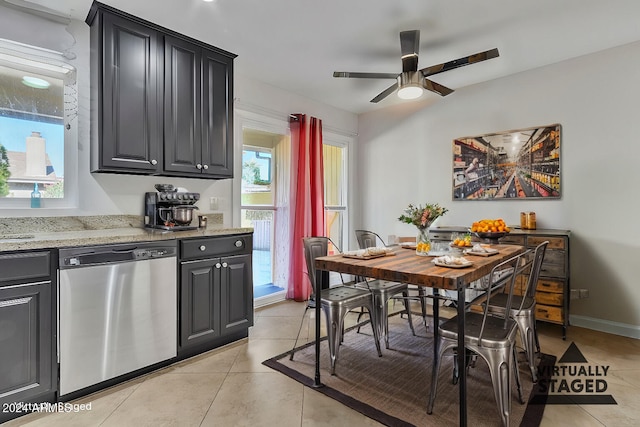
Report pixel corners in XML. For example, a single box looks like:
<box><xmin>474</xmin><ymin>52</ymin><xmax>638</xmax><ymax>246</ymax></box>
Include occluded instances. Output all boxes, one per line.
<box><xmin>0</xmin><ymin>38</ymin><xmax>78</xmax><ymax>211</ymax></box>
<box><xmin>323</xmin><ymin>137</ymin><xmax>349</xmax><ymax>254</ymax></box>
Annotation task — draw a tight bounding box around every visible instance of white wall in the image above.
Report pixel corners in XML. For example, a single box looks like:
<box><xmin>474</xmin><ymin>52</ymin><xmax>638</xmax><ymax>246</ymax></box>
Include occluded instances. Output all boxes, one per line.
<box><xmin>357</xmin><ymin>41</ymin><xmax>640</xmax><ymax>337</ymax></box>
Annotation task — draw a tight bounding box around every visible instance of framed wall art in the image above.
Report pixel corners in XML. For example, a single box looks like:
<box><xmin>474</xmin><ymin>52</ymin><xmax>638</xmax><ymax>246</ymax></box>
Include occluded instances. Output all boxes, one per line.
<box><xmin>452</xmin><ymin>124</ymin><xmax>561</xmax><ymax>200</ymax></box>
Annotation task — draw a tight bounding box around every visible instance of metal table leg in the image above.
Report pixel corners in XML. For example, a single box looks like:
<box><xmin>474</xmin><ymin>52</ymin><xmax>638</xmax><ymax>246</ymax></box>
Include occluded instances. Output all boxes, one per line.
<box><xmin>457</xmin><ymin>280</ymin><xmax>467</xmax><ymax>426</ymax></box>
<box><xmin>313</xmin><ymin>269</ymin><xmax>329</xmax><ymax>388</ymax></box>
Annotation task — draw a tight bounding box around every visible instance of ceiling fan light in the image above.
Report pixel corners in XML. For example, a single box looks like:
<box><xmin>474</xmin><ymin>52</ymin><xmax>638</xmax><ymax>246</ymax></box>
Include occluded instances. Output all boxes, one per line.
<box><xmin>397</xmin><ymin>85</ymin><xmax>423</xmax><ymax>100</ymax></box>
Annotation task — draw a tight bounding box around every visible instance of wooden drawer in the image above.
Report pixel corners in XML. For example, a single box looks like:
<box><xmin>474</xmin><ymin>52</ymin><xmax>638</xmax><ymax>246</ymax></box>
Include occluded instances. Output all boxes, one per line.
<box><xmin>535</xmin><ymin>304</ymin><xmax>564</xmax><ymax>324</ymax></box>
<box><xmin>180</xmin><ymin>234</ymin><xmax>252</xmax><ymax>261</ymax></box>
<box><xmin>528</xmin><ymin>236</ymin><xmax>566</xmax><ymax>250</ymax></box>
<box><xmin>536</xmin><ymin>278</ymin><xmax>564</xmax><ymax>293</ymax></box>
<box><xmin>499</xmin><ymin>235</ymin><xmax>525</xmax><ymax>245</ymax></box>
<box><xmin>540</xmin><ymin>251</ymin><xmax>566</xmax><ymax>277</ymax></box>
<box><xmin>535</xmin><ymin>291</ymin><xmax>563</xmax><ymax>306</ymax></box>
<box><xmin>0</xmin><ymin>251</ymin><xmax>51</xmax><ymax>286</ymax></box>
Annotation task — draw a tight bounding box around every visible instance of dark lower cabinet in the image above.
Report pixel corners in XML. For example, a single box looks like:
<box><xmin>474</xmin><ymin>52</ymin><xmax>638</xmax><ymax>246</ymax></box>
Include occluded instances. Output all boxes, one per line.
<box><xmin>179</xmin><ymin>235</ymin><xmax>253</xmax><ymax>356</ymax></box>
<box><xmin>0</xmin><ymin>251</ymin><xmax>56</xmax><ymax>424</ymax></box>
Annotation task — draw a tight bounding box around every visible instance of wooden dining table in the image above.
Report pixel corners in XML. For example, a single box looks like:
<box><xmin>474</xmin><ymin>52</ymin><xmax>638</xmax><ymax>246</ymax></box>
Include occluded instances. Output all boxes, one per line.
<box><xmin>313</xmin><ymin>244</ymin><xmax>525</xmax><ymax>427</ymax></box>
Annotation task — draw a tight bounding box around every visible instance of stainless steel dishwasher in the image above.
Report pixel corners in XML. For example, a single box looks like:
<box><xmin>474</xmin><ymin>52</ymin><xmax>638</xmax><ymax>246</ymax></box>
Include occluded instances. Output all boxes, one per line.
<box><xmin>58</xmin><ymin>241</ymin><xmax>177</xmax><ymax>396</ymax></box>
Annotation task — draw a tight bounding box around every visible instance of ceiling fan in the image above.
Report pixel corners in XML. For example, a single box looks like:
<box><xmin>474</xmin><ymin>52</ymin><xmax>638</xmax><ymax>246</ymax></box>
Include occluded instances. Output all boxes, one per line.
<box><xmin>333</xmin><ymin>30</ymin><xmax>499</xmax><ymax>103</ymax></box>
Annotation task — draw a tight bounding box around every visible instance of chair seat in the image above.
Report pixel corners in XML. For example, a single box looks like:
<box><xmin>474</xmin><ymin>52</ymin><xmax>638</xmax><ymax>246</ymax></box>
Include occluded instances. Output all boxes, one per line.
<box><xmin>320</xmin><ymin>285</ymin><xmax>372</xmax><ymax>304</ymax></box>
<box><xmin>354</xmin><ymin>279</ymin><xmax>407</xmax><ymax>294</ymax></box>
<box><xmin>439</xmin><ymin>312</ymin><xmax>518</xmax><ymax>348</ymax></box>
<box><xmin>488</xmin><ymin>293</ymin><xmax>535</xmax><ymax>313</ymax></box>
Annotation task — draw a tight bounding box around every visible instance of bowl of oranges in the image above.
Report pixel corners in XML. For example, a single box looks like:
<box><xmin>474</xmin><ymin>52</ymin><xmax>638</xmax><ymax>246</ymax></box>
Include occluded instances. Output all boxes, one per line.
<box><xmin>470</xmin><ymin>218</ymin><xmax>511</xmax><ymax>241</ymax></box>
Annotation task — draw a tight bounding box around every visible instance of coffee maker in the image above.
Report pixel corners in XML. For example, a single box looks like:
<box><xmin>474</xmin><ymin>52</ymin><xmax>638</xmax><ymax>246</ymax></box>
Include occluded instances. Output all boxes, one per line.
<box><xmin>145</xmin><ymin>190</ymin><xmax>201</xmax><ymax>231</ymax></box>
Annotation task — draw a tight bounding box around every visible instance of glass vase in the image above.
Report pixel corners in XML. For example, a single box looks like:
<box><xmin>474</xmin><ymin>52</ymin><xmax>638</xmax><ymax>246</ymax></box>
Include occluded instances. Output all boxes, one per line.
<box><xmin>416</xmin><ymin>228</ymin><xmax>431</xmax><ymax>256</ymax></box>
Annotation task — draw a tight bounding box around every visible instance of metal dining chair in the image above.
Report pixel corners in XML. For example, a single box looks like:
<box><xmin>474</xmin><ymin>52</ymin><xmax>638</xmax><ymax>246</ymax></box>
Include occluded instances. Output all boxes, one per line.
<box><xmin>354</xmin><ymin>230</ymin><xmax>416</xmax><ymax>348</ymax></box>
<box><xmin>486</xmin><ymin>241</ymin><xmax>548</xmax><ymax>382</ymax></box>
<box><xmin>289</xmin><ymin>237</ymin><xmax>382</xmax><ymax>375</ymax></box>
<box><xmin>355</xmin><ymin>230</ymin><xmax>431</xmax><ymax>333</ymax></box>
<box><xmin>427</xmin><ymin>252</ymin><xmax>529</xmax><ymax>427</ymax></box>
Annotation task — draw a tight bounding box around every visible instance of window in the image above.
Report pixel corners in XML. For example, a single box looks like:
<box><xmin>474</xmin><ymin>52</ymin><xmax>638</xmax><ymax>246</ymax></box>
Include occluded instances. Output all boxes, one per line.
<box><xmin>0</xmin><ymin>39</ymin><xmax>77</xmax><ymax>208</ymax></box>
<box><xmin>323</xmin><ymin>142</ymin><xmax>347</xmax><ymax>252</ymax></box>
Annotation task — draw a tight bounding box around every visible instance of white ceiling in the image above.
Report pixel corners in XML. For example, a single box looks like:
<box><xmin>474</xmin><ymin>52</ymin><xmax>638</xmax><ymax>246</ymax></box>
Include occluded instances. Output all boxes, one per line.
<box><xmin>18</xmin><ymin>0</ymin><xmax>640</xmax><ymax>114</ymax></box>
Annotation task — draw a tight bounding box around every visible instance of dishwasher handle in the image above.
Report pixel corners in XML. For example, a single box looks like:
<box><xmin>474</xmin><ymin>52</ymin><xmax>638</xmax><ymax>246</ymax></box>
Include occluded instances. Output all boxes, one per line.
<box><xmin>59</xmin><ymin>242</ymin><xmax>177</xmax><ymax>268</ymax></box>
<box><xmin>62</xmin><ymin>251</ymin><xmax>136</xmax><ymax>267</ymax></box>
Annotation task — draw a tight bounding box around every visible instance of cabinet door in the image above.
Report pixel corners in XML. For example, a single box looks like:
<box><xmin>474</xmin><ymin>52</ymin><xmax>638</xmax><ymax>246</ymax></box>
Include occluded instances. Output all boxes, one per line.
<box><xmin>98</xmin><ymin>12</ymin><xmax>161</xmax><ymax>172</ymax></box>
<box><xmin>164</xmin><ymin>35</ymin><xmax>203</xmax><ymax>176</ymax></box>
<box><xmin>0</xmin><ymin>282</ymin><xmax>53</xmax><ymax>413</ymax></box>
<box><xmin>220</xmin><ymin>254</ymin><xmax>253</xmax><ymax>335</ymax></box>
<box><xmin>180</xmin><ymin>259</ymin><xmax>220</xmax><ymax>349</ymax></box>
<box><xmin>201</xmin><ymin>48</ymin><xmax>234</xmax><ymax>177</ymax></box>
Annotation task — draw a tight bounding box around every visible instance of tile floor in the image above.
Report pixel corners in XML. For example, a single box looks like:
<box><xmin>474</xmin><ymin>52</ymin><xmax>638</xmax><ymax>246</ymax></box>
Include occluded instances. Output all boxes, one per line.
<box><xmin>5</xmin><ymin>300</ymin><xmax>640</xmax><ymax>426</ymax></box>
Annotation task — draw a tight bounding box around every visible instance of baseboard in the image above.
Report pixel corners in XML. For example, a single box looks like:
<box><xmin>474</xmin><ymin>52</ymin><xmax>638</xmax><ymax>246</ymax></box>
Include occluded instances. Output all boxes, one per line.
<box><xmin>570</xmin><ymin>314</ymin><xmax>640</xmax><ymax>339</ymax></box>
<box><xmin>254</xmin><ymin>289</ymin><xmax>286</xmax><ymax>308</ymax></box>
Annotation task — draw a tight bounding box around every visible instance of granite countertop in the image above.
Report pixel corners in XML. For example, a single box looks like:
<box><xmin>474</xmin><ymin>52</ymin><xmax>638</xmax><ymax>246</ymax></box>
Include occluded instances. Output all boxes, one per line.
<box><xmin>0</xmin><ymin>215</ymin><xmax>253</xmax><ymax>252</ymax></box>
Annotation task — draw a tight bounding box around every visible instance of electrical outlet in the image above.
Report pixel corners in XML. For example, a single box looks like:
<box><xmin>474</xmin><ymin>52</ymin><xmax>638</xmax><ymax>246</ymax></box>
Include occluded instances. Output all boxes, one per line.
<box><xmin>209</xmin><ymin>197</ymin><xmax>218</xmax><ymax>211</ymax></box>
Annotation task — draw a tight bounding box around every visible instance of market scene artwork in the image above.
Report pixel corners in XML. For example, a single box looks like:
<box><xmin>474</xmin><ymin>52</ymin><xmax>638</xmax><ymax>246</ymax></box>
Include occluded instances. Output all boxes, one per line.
<box><xmin>453</xmin><ymin>124</ymin><xmax>561</xmax><ymax>200</ymax></box>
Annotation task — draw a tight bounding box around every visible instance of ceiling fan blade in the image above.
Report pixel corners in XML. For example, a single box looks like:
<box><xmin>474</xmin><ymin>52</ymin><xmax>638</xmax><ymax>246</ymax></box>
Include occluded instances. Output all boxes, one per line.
<box><xmin>400</xmin><ymin>30</ymin><xmax>420</xmax><ymax>72</ymax></box>
<box><xmin>423</xmin><ymin>78</ymin><xmax>454</xmax><ymax>96</ymax></box>
<box><xmin>420</xmin><ymin>48</ymin><xmax>499</xmax><ymax>77</ymax></box>
<box><xmin>333</xmin><ymin>71</ymin><xmax>399</xmax><ymax>79</ymax></box>
<box><xmin>370</xmin><ymin>82</ymin><xmax>399</xmax><ymax>103</ymax></box>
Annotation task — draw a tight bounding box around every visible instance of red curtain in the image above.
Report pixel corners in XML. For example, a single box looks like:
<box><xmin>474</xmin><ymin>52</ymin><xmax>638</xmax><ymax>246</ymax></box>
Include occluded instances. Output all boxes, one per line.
<box><xmin>287</xmin><ymin>114</ymin><xmax>325</xmax><ymax>301</ymax></box>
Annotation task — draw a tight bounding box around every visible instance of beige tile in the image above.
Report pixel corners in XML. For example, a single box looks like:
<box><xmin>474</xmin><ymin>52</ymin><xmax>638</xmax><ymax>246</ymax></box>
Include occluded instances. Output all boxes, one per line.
<box><xmin>540</xmin><ymin>404</ymin><xmax>603</xmax><ymax>427</ymax></box>
<box><xmin>577</xmin><ymin>369</ymin><xmax>640</xmax><ymax>426</ymax></box>
<box><xmin>172</xmin><ymin>342</ymin><xmax>242</xmax><ymax>374</ymax></box>
<box><xmin>200</xmin><ymin>372</ymin><xmax>303</xmax><ymax>427</ymax></box>
<box><xmin>301</xmin><ymin>387</ymin><xmax>384</xmax><ymax>426</ymax></box>
<box><xmin>611</xmin><ymin>369</ymin><xmax>640</xmax><ymax>389</ymax></box>
<box><xmin>230</xmin><ymin>338</ymin><xmax>298</xmax><ymax>373</ymax></box>
<box><xmin>249</xmin><ymin>314</ymin><xmax>308</xmax><ymax>339</ymax></box>
<box><xmin>256</xmin><ymin>300</ymin><xmax>308</xmax><ymax>317</ymax></box>
<box><xmin>101</xmin><ymin>372</ymin><xmax>226</xmax><ymax>427</ymax></box>
<box><xmin>3</xmin><ymin>378</ymin><xmax>142</xmax><ymax>427</ymax></box>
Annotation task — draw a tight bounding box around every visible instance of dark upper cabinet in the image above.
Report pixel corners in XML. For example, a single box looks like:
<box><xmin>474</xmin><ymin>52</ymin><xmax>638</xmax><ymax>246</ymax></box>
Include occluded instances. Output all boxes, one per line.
<box><xmin>89</xmin><ymin>8</ymin><xmax>162</xmax><ymax>173</ymax></box>
<box><xmin>164</xmin><ymin>36</ymin><xmax>234</xmax><ymax>178</ymax></box>
<box><xmin>87</xmin><ymin>1</ymin><xmax>235</xmax><ymax>179</ymax></box>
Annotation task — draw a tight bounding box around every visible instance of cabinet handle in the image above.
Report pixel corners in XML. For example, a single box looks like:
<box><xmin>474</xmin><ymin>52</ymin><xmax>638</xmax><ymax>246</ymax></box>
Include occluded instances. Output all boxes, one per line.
<box><xmin>222</xmin><ymin>262</ymin><xmax>228</xmax><ymax>268</ymax></box>
<box><xmin>234</xmin><ymin>240</ymin><xmax>243</xmax><ymax>248</ymax></box>
<box><xmin>203</xmin><ymin>164</ymin><xmax>209</xmax><ymax>170</ymax></box>
<box><xmin>215</xmin><ymin>262</ymin><xmax>221</xmax><ymax>268</ymax></box>
<box><xmin>151</xmin><ymin>159</ymin><xmax>157</xmax><ymax>165</ymax></box>
<box><xmin>196</xmin><ymin>164</ymin><xmax>203</xmax><ymax>170</ymax></box>
<box><xmin>199</xmin><ymin>245</ymin><xmax>206</xmax><ymax>251</ymax></box>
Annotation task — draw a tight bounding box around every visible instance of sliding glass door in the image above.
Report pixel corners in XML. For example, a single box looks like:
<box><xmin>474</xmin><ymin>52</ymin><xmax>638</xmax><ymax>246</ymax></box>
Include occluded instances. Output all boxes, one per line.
<box><xmin>241</xmin><ymin>129</ymin><xmax>287</xmax><ymax>304</ymax></box>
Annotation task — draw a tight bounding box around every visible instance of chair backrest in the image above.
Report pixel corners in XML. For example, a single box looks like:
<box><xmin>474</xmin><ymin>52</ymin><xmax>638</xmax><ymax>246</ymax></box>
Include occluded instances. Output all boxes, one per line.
<box><xmin>523</xmin><ymin>241</ymin><xmax>549</xmax><ymax>300</ymax></box>
<box><xmin>355</xmin><ymin>229</ymin><xmax>386</xmax><ymax>249</ymax></box>
<box><xmin>303</xmin><ymin>237</ymin><xmax>329</xmax><ymax>295</ymax></box>
<box><xmin>303</xmin><ymin>236</ymin><xmax>343</xmax><ymax>294</ymax></box>
<box><xmin>478</xmin><ymin>251</ymin><xmax>529</xmax><ymax>341</ymax></box>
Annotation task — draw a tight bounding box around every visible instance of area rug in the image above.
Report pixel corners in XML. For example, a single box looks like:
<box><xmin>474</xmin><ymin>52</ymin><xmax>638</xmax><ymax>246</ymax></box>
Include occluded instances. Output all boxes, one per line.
<box><xmin>263</xmin><ymin>314</ymin><xmax>555</xmax><ymax>427</ymax></box>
